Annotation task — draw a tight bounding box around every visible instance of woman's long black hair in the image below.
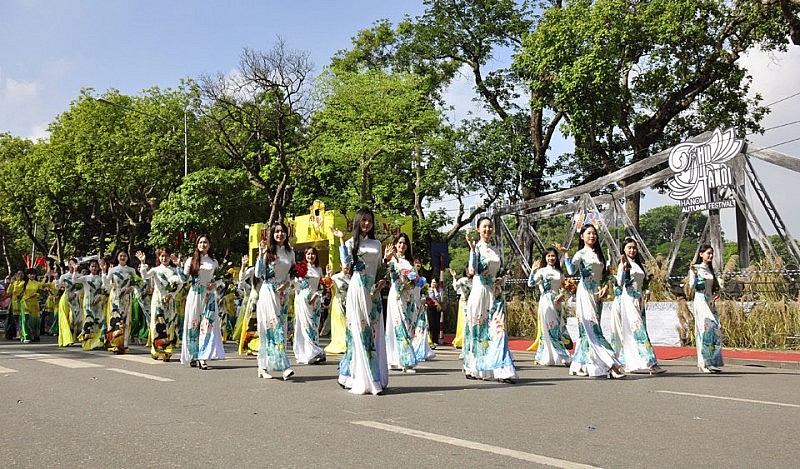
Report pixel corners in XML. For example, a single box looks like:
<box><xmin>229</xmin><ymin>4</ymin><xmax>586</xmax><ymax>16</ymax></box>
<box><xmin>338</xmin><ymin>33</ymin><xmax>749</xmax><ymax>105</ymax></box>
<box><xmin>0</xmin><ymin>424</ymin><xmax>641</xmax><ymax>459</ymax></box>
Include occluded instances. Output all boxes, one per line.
<box><xmin>577</xmin><ymin>224</ymin><xmax>605</xmax><ymax>274</ymax></box>
<box><xmin>189</xmin><ymin>235</ymin><xmax>211</xmax><ymax>277</ymax></box>
<box><xmin>264</xmin><ymin>222</ymin><xmax>293</xmax><ymax>263</ymax></box>
<box><xmin>350</xmin><ymin>208</ymin><xmax>376</xmax><ymax>261</ymax></box>
<box><xmin>540</xmin><ymin>247</ymin><xmax>562</xmax><ymax>272</ymax></box>
<box><xmin>692</xmin><ymin>243</ymin><xmax>719</xmax><ymax>293</ymax></box>
<box><xmin>393</xmin><ymin>232</ymin><xmax>413</xmax><ymax>264</ymax></box>
<box><xmin>621</xmin><ymin>237</ymin><xmax>646</xmax><ymax>271</ymax></box>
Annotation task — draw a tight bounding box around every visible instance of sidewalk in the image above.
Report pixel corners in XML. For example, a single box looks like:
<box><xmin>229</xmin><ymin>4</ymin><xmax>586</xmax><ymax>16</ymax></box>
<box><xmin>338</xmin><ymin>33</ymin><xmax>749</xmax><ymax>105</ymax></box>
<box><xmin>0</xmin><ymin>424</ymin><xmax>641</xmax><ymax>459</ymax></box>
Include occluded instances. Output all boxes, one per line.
<box><xmin>443</xmin><ymin>335</ymin><xmax>800</xmax><ymax>370</ymax></box>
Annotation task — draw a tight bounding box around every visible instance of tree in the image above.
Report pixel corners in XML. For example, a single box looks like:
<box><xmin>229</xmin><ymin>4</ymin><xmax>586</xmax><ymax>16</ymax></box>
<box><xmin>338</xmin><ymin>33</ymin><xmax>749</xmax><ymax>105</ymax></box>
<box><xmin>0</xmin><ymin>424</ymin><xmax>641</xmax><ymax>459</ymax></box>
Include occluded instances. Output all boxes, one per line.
<box><xmin>149</xmin><ymin>168</ymin><xmax>265</xmax><ymax>257</ymax></box>
<box><xmin>432</xmin><ymin>117</ymin><xmax>521</xmax><ymax>242</ymax></box>
<box><xmin>308</xmin><ymin>69</ymin><xmax>442</xmax><ymax>214</ymax></box>
<box><xmin>407</xmin><ymin>0</ymin><xmax>564</xmax><ymax>258</ymax></box>
<box><xmin>199</xmin><ymin>41</ymin><xmax>314</xmax><ymax>225</ymax></box>
<box><xmin>329</xmin><ymin>2</ymin><xmax>558</xmax><ymax>254</ymax></box>
<box><xmin>44</xmin><ymin>87</ymin><xmax>197</xmax><ymax>257</ymax></box>
<box><xmin>514</xmin><ymin>0</ymin><xmax>790</xmax><ymax>228</ymax></box>
<box><xmin>0</xmin><ymin>133</ymin><xmax>42</xmax><ymax>273</ymax></box>
<box><xmin>639</xmin><ymin>205</ymin><xmax>707</xmax><ymax>274</ymax></box>
<box><xmin>761</xmin><ymin>0</ymin><xmax>800</xmax><ymax>45</ymax></box>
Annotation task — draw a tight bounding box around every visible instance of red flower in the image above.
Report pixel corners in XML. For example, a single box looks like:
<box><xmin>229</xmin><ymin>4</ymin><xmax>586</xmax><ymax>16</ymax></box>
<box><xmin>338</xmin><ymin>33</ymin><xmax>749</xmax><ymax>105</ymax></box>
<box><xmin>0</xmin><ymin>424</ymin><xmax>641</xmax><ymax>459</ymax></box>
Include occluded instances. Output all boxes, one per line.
<box><xmin>290</xmin><ymin>262</ymin><xmax>308</xmax><ymax>279</ymax></box>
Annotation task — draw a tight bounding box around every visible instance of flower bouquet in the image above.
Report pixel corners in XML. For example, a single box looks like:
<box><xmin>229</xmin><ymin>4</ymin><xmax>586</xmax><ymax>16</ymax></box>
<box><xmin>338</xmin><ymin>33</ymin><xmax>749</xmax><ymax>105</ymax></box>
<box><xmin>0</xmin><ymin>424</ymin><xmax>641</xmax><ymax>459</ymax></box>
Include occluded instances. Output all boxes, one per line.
<box><xmin>289</xmin><ymin>262</ymin><xmax>309</xmax><ymax>280</ymax></box>
<box><xmin>560</xmin><ymin>277</ymin><xmax>577</xmax><ymax>296</ymax></box>
<box><xmin>400</xmin><ymin>268</ymin><xmax>427</xmax><ymax>290</ymax></box>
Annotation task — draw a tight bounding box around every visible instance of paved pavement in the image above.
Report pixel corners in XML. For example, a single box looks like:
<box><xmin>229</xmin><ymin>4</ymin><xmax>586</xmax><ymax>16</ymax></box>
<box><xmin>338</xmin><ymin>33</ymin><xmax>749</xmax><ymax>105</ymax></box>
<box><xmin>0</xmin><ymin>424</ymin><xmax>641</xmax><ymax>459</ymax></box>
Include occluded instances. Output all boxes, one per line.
<box><xmin>2</xmin><ymin>335</ymin><xmax>800</xmax><ymax>468</ymax></box>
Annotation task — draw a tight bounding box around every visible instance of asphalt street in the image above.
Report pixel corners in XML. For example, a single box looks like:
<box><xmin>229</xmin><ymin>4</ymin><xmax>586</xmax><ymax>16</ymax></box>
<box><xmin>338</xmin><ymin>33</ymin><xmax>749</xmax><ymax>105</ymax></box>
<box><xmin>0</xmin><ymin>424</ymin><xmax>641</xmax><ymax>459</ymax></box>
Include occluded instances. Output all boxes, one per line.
<box><xmin>1</xmin><ymin>337</ymin><xmax>799</xmax><ymax>468</ymax></box>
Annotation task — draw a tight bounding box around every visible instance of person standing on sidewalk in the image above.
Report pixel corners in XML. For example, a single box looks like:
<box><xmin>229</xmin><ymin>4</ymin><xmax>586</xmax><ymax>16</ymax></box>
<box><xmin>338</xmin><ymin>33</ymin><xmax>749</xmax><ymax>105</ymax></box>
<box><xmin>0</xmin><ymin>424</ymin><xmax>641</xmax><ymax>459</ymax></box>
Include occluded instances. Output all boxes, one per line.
<box><xmin>426</xmin><ymin>277</ymin><xmax>444</xmax><ymax>347</ymax></box>
<box><xmin>449</xmin><ymin>268</ymin><xmax>472</xmax><ymax>351</ymax></box>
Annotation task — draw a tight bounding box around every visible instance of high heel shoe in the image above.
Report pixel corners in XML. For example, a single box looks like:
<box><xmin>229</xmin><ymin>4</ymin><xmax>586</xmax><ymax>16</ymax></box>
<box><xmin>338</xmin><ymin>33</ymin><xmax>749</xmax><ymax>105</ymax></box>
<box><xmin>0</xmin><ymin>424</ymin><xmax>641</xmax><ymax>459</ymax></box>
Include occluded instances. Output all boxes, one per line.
<box><xmin>198</xmin><ymin>360</ymin><xmax>209</xmax><ymax>370</ymax></box>
<box><xmin>609</xmin><ymin>368</ymin><xmax>626</xmax><ymax>379</ymax></box>
<box><xmin>282</xmin><ymin>368</ymin><xmax>294</xmax><ymax>380</ymax></box>
<box><xmin>569</xmin><ymin>369</ymin><xmax>588</xmax><ymax>377</ymax></box>
<box><xmin>258</xmin><ymin>369</ymin><xmax>273</xmax><ymax>379</ymax></box>
<box><xmin>708</xmin><ymin>366</ymin><xmax>723</xmax><ymax>373</ymax></box>
<box><xmin>698</xmin><ymin>366</ymin><xmax>712</xmax><ymax>373</ymax></box>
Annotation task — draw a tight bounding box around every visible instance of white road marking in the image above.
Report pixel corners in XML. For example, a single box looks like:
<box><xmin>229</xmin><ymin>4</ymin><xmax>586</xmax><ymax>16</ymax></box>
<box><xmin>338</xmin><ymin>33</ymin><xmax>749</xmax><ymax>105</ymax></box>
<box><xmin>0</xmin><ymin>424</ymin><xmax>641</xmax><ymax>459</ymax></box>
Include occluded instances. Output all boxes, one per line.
<box><xmin>351</xmin><ymin>421</ymin><xmax>600</xmax><ymax>469</ymax></box>
<box><xmin>38</xmin><ymin>358</ymin><xmax>103</xmax><ymax>369</ymax></box>
<box><xmin>113</xmin><ymin>355</ymin><xmax>160</xmax><ymax>365</ymax></box>
<box><xmin>14</xmin><ymin>353</ymin><xmax>50</xmax><ymax>359</ymax></box>
<box><xmin>0</xmin><ymin>366</ymin><xmax>18</xmax><ymax>373</ymax></box>
<box><xmin>106</xmin><ymin>368</ymin><xmax>174</xmax><ymax>382</ymax></box>
<box><xmin>656</xmin><ymin>390</ymin><xmax>800</xmax><ymax>409</ymax></box>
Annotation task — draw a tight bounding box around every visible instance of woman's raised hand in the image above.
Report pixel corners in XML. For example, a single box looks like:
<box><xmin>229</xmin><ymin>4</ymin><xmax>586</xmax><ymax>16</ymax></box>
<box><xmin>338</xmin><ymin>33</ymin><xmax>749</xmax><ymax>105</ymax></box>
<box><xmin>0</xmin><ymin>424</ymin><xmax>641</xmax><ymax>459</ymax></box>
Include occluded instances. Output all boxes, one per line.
<box><xmin>465</xmin><ymin>231</ymin><xmax>476</xmax><ymax>250</ymax></box>
<box><xmin>135</xmin><ymin>251</ymin><xmax>146</xmax><ymax>264</ymax></box>
<box><xmin>384</xmin><ymin>244</ymin><xmax>395</xmax><ymax>261</ymax></box>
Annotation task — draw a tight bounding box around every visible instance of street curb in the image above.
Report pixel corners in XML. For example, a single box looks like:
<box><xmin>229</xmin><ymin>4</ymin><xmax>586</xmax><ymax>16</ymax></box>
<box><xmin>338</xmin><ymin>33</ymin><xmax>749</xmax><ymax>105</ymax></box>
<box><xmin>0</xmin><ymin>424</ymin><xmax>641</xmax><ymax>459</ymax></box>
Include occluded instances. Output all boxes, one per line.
<box><xmin>656</xmin><ymin>355</ymin><xmax>800</xmax><ymax>370</ymax></box>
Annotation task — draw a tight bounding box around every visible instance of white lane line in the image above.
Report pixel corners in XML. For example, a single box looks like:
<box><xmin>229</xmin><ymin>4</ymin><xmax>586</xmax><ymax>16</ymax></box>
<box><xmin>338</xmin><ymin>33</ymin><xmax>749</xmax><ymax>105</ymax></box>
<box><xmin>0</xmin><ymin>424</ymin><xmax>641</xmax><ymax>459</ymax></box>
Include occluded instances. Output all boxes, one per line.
<box><xmin>656</xmin><ymin>390</ymin><xmax>800</xmax><ymax>409</ymax></box>
<box><xmin>351</xmin><ymin>421</ymin><xmax>600</xmax><ymax>469</ymax></box>
<box><xmin>38</xmin><ymin>358</ymin><xmax>103</xmax><ymax>369</ymax></box>
<box><xmin>113</xmin><ymin>355</ymin><xmax>160</xmax><ymax>365</ymax></box>
<box><xmin>0</xmin><ymin>366</ymin><xmax>18</xmax><ymax>373</ymax></box>
<box><xmin>14</xmin><ymin>353</ymin><xmax>50</xmax><ymax>359</ymax></box>
<box><xmin>106</xmin><ymin>368</ymin><xmax>174</xmax><ymax>382</ymax></box>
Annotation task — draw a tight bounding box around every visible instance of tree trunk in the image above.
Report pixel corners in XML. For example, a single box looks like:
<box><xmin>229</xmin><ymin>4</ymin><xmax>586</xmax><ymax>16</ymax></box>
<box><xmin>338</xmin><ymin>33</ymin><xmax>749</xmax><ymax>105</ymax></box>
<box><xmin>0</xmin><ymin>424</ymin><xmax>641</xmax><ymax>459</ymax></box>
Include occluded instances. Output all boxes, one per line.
<box><xmin>360</xmin><ymin>157</ymin><xmax>369</xmax><ymax>208</ymax></box>
<box><xmin>413</xmin><ymin>149</ymin><xmax>425</xmax><ymax>221</ymax></box>
<box><xmin>1</xmin><ymin>232</ymin><xmax>11</xmax><ymax>277</ymax></box>
<box><xmin>625</xmin><ymin>190</ymin><xmax>641</xmax><ymax>231</ymax></box>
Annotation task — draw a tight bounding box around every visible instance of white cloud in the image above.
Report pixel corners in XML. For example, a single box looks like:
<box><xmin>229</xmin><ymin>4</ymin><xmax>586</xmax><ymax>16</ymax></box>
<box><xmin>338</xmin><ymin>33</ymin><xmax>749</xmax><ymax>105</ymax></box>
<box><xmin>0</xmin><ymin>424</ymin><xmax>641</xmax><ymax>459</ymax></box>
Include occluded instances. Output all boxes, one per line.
<box><xmin>27</xmin><ymin>123</ymin><xmax>50</xmax><ymax>142</ymax></box>
<box><xmin>0</xmin><ymin>75</ymin><xmax>45</xmax><ymax>139</ymax></box>
<box><xmin>0</xmin><ymin>57</ymin><xmax>74</xmax><ymax>140</ymax></box>
<box><xmin>2</xmin><ymin>77</ymin><xmax>39</xmax><ymax>102</ymax></box>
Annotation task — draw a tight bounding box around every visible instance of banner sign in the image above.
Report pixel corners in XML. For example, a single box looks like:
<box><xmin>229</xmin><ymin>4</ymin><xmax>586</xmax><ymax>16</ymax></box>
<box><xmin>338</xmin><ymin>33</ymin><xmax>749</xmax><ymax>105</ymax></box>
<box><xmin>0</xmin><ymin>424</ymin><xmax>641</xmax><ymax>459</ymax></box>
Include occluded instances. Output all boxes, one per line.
<box><xmin>666</xmin><ymin>128</ymin><xmax>743</xmax><ymax>212</ymax></box>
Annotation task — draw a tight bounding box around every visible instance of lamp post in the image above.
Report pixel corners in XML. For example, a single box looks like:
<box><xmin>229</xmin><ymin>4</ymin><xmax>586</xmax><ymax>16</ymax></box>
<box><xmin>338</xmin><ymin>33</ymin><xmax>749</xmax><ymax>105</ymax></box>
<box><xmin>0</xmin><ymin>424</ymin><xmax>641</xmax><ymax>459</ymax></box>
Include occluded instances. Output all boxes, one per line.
<box><xmin>96</xmin><ymin>98</ymin><xmax>188</xmax><ymax>177</ymax></box>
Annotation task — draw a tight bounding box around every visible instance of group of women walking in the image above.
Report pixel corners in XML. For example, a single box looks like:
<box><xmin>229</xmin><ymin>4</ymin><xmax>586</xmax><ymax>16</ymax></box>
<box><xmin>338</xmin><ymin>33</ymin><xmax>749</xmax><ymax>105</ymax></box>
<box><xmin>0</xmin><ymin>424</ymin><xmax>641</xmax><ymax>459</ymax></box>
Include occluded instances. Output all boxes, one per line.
<box><xmin>525</xmin><ymin>223</ymin><xmax>723</xmax><ymax>378</ymax></box>
<box><xmin>4</xmin><ymin>208</ymin><xmax>725</xmax><ymax>396</ymax></box>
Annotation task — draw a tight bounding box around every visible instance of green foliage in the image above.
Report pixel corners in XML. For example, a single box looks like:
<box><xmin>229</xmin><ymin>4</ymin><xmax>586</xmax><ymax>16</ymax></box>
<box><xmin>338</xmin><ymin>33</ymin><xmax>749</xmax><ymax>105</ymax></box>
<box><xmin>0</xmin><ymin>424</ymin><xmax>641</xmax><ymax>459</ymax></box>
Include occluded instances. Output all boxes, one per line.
<box><xmin>149</xmin><ymin>168</ymin><xmax>266</xmax><ymax>257</ymax></box>
<box><xmin>638</xmin><ymin>205</ymin><xmax>707</xmax><ymax>274</ymax></box>
<box><xmin>309</xmin><ymin>68</ymin><xmax>442</xmax><ymax>213</ymax></box>
<box><xmin>514</xmin><ymin>0</ymin><xmax>790</xmax><ymax>225</ymax></box>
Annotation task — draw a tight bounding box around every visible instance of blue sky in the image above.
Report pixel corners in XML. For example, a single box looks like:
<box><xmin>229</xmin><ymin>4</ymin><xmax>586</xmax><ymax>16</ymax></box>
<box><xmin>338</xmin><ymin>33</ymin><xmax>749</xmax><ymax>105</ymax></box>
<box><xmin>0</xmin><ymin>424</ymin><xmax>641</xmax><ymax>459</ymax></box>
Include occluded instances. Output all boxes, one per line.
<box><xmin>2</xmin><ymin>0</ymin><xmax>799</xmax><ymax>239</ymax></box>
<box><xmin>0</xmin><ymin>0</ymin><xmax>430</xmax><ymax>137</ymax></box>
